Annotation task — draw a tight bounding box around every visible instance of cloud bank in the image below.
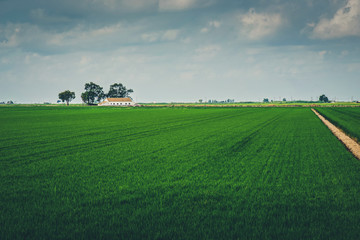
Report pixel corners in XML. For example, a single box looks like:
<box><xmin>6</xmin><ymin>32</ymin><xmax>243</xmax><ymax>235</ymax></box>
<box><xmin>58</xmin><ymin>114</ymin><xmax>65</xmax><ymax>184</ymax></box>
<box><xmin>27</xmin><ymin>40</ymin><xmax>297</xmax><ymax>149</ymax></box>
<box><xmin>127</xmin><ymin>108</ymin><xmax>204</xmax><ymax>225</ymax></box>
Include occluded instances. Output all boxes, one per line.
<box><xmin>1</xmin><ymin>0</ymin><xmax>360</xmax><ymax>103</ymax></box>
<box><xmin>238</xmin><ymin>9</ymin><xmax>283</xmax><ymax>40</ymax></box>
<box><xmin>158</xmin><ymin>0</ymin><xmax>215</xmax><ymax>11</ymax></box>
<box><xmin>311</xmin><ymin>0</ymin><xmax>360</xmax><ymax>39</ymax></box>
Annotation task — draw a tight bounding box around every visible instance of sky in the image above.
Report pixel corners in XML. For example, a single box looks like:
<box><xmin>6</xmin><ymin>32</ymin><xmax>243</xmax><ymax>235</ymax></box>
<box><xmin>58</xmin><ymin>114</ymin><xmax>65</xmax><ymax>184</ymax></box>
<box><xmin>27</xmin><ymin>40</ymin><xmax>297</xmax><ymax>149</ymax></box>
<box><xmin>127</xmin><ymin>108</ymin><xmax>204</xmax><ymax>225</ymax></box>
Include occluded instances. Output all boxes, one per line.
<box><xmin>0</xmin><ymin>0</ymin><xmax>360</xmax><ymax>103</ymax></box>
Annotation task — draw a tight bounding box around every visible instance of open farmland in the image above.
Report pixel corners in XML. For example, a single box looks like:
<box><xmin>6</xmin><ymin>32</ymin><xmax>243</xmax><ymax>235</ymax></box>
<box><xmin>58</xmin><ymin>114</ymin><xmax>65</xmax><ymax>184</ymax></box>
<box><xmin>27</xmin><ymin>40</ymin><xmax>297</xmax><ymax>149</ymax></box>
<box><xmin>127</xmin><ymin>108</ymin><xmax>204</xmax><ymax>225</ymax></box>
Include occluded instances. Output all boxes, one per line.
<box><xmin>1</xmin><ymin>106</ymin><xmax>360</xmax><ymax>239</ymax></box>
<box><xmin>316</xmin><ymin>107</ymin><xmax>360</xmax><ymax>142</ymax></box>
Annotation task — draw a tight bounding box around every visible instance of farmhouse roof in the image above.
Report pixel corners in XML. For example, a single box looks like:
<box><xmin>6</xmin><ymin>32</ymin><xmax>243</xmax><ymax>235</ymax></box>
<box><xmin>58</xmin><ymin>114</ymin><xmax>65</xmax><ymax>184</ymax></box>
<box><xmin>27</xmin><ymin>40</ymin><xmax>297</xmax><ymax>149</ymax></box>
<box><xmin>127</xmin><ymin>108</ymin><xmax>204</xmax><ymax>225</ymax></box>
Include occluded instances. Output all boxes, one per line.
<box><xmin>107</xmin><ymin>98</ymin><xmax>133</xmax><ymax>102</ymax></box>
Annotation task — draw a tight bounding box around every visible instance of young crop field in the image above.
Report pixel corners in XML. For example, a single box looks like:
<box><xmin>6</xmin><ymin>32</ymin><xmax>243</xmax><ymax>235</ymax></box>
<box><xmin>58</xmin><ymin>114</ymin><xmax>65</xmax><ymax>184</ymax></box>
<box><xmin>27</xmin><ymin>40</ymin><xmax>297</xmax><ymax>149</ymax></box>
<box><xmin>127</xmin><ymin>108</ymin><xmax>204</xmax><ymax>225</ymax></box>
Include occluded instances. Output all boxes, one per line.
<box><xmin>316</xmin><ymin>107</ymin><xmax>360</xmax><ymax>142</ymax></box>
<box><xmin>1</xmin><ymin>106</ymin><xmax>360</xmax><ymax>239</ymax></box>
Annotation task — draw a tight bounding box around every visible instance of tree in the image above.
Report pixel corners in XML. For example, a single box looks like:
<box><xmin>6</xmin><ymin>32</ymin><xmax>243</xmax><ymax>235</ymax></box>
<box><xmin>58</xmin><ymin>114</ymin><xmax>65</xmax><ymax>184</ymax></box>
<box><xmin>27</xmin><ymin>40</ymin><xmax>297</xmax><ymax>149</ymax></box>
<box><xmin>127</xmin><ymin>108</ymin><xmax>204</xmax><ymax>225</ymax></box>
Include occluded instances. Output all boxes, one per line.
<box><xmin>263</xmin><ymin>98</ymin><xmax>269</xmax><ymax>103</ymax></box>
<box><xmin>107</xmin><ymin>83</ymin><xmax>133</xmax><ymax>98</ymax></box>
<box><xmin>81</xmin><ymin>82</ymin><xmax>105</xmax><ymax>105</ymax></box>
<box><xmin>319</xmin><ymin>94</ymin><xmax>329</xmax><ymax>103</ymax></box>
<box><xmin>58</xmin><ymin>90</ymin><xmax>75</xmax><ymax>105</ymax></box>
<box><xmin>81</xmin><ymin>92</ymin><xmax>89</xmax><ymax>104</ymax></box>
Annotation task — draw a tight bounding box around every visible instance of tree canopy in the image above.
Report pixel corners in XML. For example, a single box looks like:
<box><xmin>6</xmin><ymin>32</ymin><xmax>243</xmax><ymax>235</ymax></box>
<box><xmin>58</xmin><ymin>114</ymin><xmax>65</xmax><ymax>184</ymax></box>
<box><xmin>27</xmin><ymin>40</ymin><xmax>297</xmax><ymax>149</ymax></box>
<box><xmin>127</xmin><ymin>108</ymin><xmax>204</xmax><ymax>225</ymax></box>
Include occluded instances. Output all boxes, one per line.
<box><xmin>319</xmin><ymin>94</ymin><xmax>329</xmax><ymax>103</ymax></box>
<box><xmin>58</xmin><ymin>90</ymin><xmax>75</xmax><ymax>105</ymax></box>
<box><xmin>81</xmin><ymin>82</ymin><xmax>105</xmax><ymax>105</ymax></box>
<box><xmin>80</xmin><ymin>82</ymin><xmax>134</xmax><ymax>105</ymax></box>
<box><xmin>107</xmin><ymin>83</ymin><xmax>133</xmax><ymax>98</ymax></box>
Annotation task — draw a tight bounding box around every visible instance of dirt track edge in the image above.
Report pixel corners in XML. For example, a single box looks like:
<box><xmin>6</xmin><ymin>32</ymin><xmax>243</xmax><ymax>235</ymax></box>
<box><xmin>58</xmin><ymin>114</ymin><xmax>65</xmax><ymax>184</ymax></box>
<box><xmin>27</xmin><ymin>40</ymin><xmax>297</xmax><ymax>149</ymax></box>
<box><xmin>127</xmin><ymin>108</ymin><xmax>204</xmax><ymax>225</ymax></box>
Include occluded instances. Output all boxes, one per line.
<box><xmin>312</xmin><ymin>108</ymin><xmax>360</xmax><ymax>160</ymax></box>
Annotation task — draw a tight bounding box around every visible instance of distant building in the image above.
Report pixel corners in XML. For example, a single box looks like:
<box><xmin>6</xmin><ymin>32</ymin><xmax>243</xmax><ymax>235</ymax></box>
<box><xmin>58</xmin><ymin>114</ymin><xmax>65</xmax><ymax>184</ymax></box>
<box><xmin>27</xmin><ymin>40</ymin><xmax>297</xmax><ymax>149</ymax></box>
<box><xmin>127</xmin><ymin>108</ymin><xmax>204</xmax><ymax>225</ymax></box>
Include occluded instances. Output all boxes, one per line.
<box><xmin>98</xmin><ymin>97</ymin><xmax>135</xmax><ymax>106</ymax></box>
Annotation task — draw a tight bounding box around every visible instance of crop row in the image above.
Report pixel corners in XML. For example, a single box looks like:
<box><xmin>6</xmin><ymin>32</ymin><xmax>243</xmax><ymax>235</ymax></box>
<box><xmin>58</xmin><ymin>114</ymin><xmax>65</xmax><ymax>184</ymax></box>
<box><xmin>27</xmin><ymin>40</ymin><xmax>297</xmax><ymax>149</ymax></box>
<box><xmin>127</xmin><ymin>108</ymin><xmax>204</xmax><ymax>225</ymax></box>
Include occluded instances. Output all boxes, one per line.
<box><xmin>1</xmin><ymin>107</ymin><xmax>360</xmax><ymax>239</ymax></box>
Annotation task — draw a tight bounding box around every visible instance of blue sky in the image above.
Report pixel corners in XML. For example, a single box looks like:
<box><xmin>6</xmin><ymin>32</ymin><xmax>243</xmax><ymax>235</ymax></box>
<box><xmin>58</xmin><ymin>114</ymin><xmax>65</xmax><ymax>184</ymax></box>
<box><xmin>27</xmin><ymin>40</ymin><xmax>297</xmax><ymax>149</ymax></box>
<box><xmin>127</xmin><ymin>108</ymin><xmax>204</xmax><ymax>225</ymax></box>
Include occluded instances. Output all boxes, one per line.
<box><xmin>1</xmin><ymin>0</ymin><xmax>359</xmax><ymax>103</ymax></box>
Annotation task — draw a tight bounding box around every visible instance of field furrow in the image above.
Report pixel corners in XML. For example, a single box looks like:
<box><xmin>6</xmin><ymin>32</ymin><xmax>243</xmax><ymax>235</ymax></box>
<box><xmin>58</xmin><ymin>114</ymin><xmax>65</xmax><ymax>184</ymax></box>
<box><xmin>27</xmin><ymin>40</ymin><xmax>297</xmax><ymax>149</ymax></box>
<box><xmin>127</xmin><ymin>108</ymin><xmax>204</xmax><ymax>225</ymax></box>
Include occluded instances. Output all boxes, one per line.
<box><xmin>1</xmin><ymin>106</ymin><xmax>360</xmax><ymax>239</ymax></box>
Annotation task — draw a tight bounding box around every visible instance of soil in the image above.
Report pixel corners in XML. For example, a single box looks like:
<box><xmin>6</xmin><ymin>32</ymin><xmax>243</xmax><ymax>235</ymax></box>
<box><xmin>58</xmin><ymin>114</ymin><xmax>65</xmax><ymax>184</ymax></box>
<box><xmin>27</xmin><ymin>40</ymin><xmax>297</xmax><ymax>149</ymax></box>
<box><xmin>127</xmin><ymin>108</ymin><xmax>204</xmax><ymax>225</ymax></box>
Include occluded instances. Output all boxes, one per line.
<box><xmin>312</xmin><ymin>109</ymin><xmax>360</xmax><ymax>160</ymax></box>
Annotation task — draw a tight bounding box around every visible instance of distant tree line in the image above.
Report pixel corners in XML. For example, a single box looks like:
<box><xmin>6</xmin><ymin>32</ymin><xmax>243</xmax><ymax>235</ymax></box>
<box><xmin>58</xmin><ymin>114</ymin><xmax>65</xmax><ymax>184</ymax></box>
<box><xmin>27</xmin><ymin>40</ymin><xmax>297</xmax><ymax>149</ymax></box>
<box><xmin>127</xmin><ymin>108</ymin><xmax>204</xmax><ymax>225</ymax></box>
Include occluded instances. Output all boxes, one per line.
<box><xmin>262</xmin><ymin>94</ymin><xmax>330</xmax><ymax>103</ymax></box>
<box><xmin>58</xmin><ymin>82</ymin><xmax>133</xmax><ymax>106</ymax></box>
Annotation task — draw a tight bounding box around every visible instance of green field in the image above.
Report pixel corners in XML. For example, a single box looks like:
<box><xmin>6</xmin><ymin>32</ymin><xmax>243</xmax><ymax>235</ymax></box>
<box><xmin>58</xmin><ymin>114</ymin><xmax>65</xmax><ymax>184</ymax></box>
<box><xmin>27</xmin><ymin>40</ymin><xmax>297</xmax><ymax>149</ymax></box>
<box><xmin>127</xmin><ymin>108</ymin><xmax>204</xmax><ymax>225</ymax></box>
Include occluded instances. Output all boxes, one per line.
<box><xmin>316</xmin><ymin>107</ymin><xmax>360</xmax><ymax>142</ymax></box>
<box><xmin>1</xmin><ymin>106</ymin><xmax>360</xmax><ymax>239</ymax></box>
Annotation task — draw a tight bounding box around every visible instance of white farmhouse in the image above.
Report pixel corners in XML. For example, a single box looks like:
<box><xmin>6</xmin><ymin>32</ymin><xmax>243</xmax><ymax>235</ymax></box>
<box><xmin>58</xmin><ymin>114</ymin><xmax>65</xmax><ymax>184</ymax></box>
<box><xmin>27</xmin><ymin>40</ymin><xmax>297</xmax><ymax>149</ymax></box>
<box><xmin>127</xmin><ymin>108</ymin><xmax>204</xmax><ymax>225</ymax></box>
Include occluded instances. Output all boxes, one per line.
<box><xmin>98</xmin><ymin>97</ymin><xmax>135</xmax><ymax>106</ymax></box>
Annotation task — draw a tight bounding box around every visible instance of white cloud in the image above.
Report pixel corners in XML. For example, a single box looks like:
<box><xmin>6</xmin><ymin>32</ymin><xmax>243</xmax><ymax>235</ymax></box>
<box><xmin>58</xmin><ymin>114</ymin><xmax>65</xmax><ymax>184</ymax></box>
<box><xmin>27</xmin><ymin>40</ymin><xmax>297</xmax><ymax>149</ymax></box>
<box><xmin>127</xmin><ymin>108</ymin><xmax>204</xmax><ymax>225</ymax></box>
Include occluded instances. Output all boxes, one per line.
<box><xmin>141</xmin><ymin>32</ymin><xmax>159</xmax><ymax>42</ymax></box>
<box><xmin>307</xmin><ymin>22</ymin><xmax>315</xmax><ymax>28</ymax></box>
<box><xmin>158</xmin><ymin>0</ymin><xmax>214</xmax><ymax>11</ymax></box>
<box><xmin>142</xmin><ymin>29</ymin><xmax>180</xmax><ymax>42</ymax></box>
<box><xmin>30</xmin><ymin>8</ymin><xmax>71</xmax><ymax>23</ymax></box>
<box><xmin>0</xmin><ymin>23</ymin><xmax>36</xmax><ymax>48</ymax></box>
<box><xmin>179</xmin><ymin>71</ymin><xmax>195</xmax><ymax>81</ymax></box>
<box><xmin>30</xmin><ymin>8</ymin><xmax>46</xmax><ymax>19</ymax></box>
<box><xmin>200</xmin><ymin>20</ymin><xmax>221</xmax><ymax>33</ymax></box>
<box><xmin>318</xmin><ymin>50</ymin><xmax>327</xmax><ymax>59</ymax></box>
<box><xmin>209</xmin><ymin>20</ymin><xmax>221</xmax><ymax>28</ymax></box>
<box><xmin>162</xmin><ymin>29</ymin><xmax>179</xmax><ymax>41</ymax></box>
<box><xmin>47</xmin><ymin>23</ymin><xmax>123</xmax><ymax>46</ymax></box>
<box><xmin>120</xmin><ymin>0</ymin><xmax>157</xmax><ymax>10</ymax></box>
<box><xmin>85</xmin><ymin>0</ymin><xmax>215</xmax><ymax>12</ymax></box>
<box><xmin>311</xmin><ymin>0</ymin><xmax>360</xmax><ymax>39</ymax></box>
<box><xmin>0</xmin><ymin>19</ymin><xmax>182</xmax><ymax>54</ymax></box>
<box><xmin>79</xmin><ymin>56</ymin><xmax>91</xmax><ymax>65</ymax></box>
<box><xmin>0</xmin><ymin>22</ymin><xmax>128</xmax><ymax>51</ymax></box>
<box><xmin>238</xmin><ymin>8</ymin><xmax>283</xmax><ymax>40</ymax></box>
<box><xmin>195</xmin><ymin>45</ymin><xmax>220</xmax><ymax>54</ymax></box>
<box><xmin>159</xmin><ymin>0</ymin><xmax>194</xmax><ymax>11</ymax></box>
<box><xmin>193</xmin><ymin>44</ymin><xmax>221</xmax><ymax>61</ymax></box>
<box><xmin>90</xmin><ymin>23</ymin><xmax>123</xmax><ymax>36</ymax></box>
<box><xmin>200</xmin><ymin>27</ymin><xmax>209</xmax><ymax>33</ymax></box>
<box><xmin>91</xmin><ymin>0</ymin><xmax>157</xmax><ymax>11</ymax></box>
<box><xmin>0</xmin><ymin>34</ymin><xmax>18</xmax><ymax>47</ymax></box>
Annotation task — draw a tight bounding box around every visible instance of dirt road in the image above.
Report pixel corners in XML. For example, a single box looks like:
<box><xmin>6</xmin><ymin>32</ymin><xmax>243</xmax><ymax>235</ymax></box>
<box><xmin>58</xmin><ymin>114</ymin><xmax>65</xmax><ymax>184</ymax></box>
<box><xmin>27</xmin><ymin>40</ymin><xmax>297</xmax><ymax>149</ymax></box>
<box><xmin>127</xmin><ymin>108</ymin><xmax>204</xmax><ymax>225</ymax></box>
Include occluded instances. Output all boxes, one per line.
<box><xmin>312</xmin><ymin>109</ymin><xmax>360</xmax><ymax>160</ymax></box>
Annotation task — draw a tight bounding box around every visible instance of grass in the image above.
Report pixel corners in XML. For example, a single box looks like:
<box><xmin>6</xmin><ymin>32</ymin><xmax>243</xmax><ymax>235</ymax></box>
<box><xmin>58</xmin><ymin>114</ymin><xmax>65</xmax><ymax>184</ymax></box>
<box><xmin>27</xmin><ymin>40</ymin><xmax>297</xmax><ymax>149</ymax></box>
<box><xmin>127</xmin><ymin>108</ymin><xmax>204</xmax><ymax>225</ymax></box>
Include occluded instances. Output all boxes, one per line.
<box><xmin>316</xmin><ymin>107</ymin><xmax>360</xmax><ymax>142</ymax></box>
<box><xmin>1</xmin><ymin>106</ymin><xmax>360</xmax><ymax>239</ymax></box>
